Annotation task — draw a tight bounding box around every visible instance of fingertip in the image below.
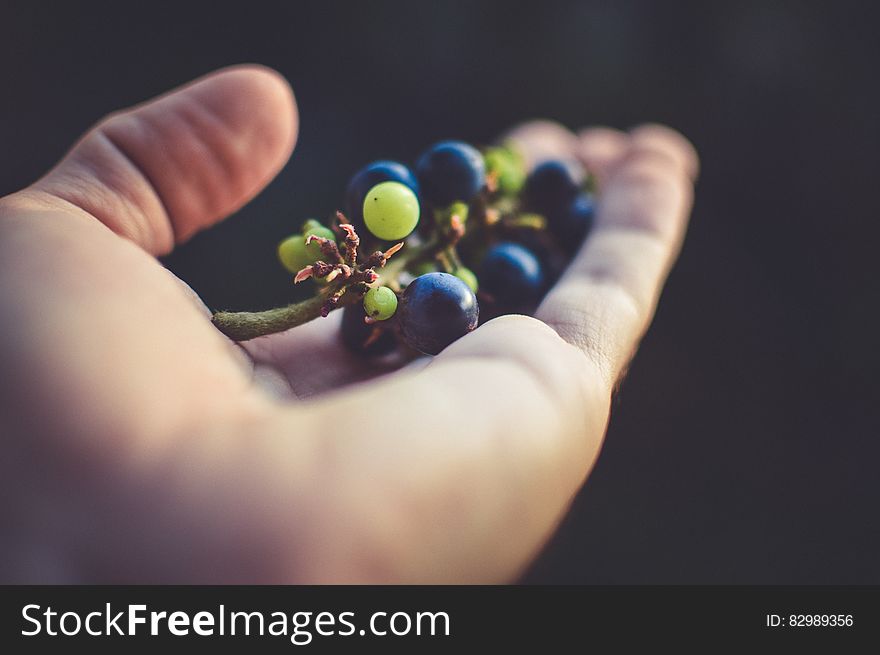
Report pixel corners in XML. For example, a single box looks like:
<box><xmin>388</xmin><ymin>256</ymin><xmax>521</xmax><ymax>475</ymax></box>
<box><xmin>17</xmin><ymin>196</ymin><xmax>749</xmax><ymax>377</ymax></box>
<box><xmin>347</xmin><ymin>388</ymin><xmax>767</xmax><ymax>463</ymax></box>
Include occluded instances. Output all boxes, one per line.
<box><xmin>576</xmin><ymin>126</ymin><xmax>629</xmax><ymax>183</ymax></box>
<box><xmin>628</xmin><ymin>123</ymin><xmax>699</xmax><ymax>181</ymax></box>
<box><xmin>189</xmin><ymin>64</ymin><xmax>299</xmax><ymax>186</ymax></box>
<box><xmin>216</xmin><ymin>64</ymin><xmax>298</xmax><ymax>145</ymax></box>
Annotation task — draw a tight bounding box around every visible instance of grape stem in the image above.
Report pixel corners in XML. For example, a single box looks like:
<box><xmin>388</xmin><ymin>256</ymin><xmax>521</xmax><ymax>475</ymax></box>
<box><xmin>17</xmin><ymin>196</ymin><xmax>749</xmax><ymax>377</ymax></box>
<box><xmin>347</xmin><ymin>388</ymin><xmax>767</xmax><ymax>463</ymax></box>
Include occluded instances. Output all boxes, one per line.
<box><xmin>211</xmin><ymin>288</ymin><xmax>362</xmax><ymax>341</ymax></box>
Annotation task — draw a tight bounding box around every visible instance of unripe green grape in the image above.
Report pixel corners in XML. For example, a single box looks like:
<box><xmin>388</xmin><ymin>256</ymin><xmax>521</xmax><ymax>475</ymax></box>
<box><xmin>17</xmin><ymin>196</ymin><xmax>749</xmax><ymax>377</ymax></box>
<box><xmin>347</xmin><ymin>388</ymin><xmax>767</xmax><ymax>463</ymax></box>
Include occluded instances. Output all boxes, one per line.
<box><xmin>301</xmin><ymin>218</ymin><xmax>325</xmax><ymax>234</ymax></box>
<box><xmin>484</xmin><ymin>146</ymin><xmax>526</xmax><ymax>195</ymax></box>
<box><xmin>433</xmin><ymin>201</ymin><xmax>469</xmax><ymax>228</ymax></box>
<box><xmin>448</xmin><ymin>201</ymin><xmax>469</xmax><ymax>223</ymax></box>
<box><xmin>363</xmin><ymin>181</ymin><xmax>420</xmax><ymax>240</ymax></box>
<box><xmin>363</xmin><ymin>286</ymin><xmax>399</xmax><ymax>321</ymax></box>
<box><xmin>453</xmin><ymin>266</ymin><xmax>479</xmax><ymax>293</ymax></box>
<box><xmin>304</xmin><ymin>223</ymin><xmax>336</xmax><ymax>242</ymax></box>
<box><xmin>278</xmin><ymin>234</ymin><xmax>311</xmax><ymax>273</ymax></box>
<box><xmin>278</xmin><ymin>225</ymin><xmax>335</xmax><ymax>274</ymax></box>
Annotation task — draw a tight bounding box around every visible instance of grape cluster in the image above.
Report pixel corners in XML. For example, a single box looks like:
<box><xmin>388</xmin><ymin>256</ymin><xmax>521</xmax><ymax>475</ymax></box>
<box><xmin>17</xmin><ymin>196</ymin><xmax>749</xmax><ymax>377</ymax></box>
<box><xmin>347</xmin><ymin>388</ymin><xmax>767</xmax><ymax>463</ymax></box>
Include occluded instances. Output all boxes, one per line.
<box><xmin>266</xmin><ymin>138</ymin><xmax>595</xmax><ymax>356</ymax></box>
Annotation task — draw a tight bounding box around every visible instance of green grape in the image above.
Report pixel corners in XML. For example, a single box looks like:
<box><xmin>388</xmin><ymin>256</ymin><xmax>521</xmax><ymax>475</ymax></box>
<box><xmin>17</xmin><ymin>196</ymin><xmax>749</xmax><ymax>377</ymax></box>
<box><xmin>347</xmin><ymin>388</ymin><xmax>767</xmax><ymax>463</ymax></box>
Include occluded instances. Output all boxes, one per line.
<box><xmin>362</xmin><ymin>181</ymin><xmax>420</xmax><ymax>240</ymax></box>
<box><xmin>304</xmin><ymin>222</ymin><xmax>336</xmax><ymax>242</ymax></box>
<box><xmin>453</xmin><ymin>266</ymin><xmax>479</xmax><ymax>293</ymax></box>
<box><xmin>363</xmin><ymin>286</ymin><xmax>398</xmax><ymax>321</ymax></box>
<box><xmin>301</xmin><ymin>218</ymin><xmax>324</xmax><ymax>234</ymax></box>
<box><xmin>433</xmin><ymin>201</ymin><xmax>470</xmax><ymax>231</ymax></box>
<box><xmin>484</xmin><ymin>146</ymin><xmax>526</xmax><ymax>195</ymax></box>
<box><xmin>278</xmin><ymin>234</ymin><xmax>311</xmax><ymax>273</ymax></box>
<box><xmin>277</xmin><ymin>222</ymin><xmax>335</xmax><ymax>274</ymax></box>
<box><xmin>448</xmin><ymin>201</ymin><xmax>469</xmax><ymax>223</ymax></box>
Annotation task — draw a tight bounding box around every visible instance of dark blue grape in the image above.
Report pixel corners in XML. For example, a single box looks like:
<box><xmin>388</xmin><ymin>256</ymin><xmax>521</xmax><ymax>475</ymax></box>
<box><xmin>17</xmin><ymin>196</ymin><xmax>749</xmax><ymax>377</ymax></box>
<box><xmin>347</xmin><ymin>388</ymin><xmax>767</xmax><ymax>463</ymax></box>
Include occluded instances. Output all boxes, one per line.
<box><xmin>479</xmin><ymin>242</ymin><xmax>545</xmax><ymax>313</ymax></box>
<box><xmin>548</xmin><ymin>192</ymin><xmax>595</xmax><ymax>253</ymax></box>
<box><xmin>505</xmin><ymin>229</ymin><xmax>567</xmax><ymax>287</ymax></box>
<box><xmin>397</xmin><ymin>272</ymin><xmax>479</xmax><ymax>355</ymax></box>
<box><xmin>340</xmin><ymin>304</ymin><xmax>397</xmax><ymax>356</ymax></box>
<box><xmin>523</xmin><ymin>159</ymin><xmax>586</xmax><ymax>215</ymax></box>
<box><xmin>345</xmin><ymin>160</ymin><xmax>419</xmax><ymax>231</ymax></box>
<box><xmin>415</xmin><ymin>141</ymin><xmax>486</xmax><ymax>207</ymax></box>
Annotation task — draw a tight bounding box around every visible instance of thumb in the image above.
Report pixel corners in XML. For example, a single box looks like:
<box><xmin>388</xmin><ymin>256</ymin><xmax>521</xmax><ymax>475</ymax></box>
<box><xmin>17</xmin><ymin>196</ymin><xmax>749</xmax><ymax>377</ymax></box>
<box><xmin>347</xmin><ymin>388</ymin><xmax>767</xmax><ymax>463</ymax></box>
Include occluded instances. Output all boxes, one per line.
<box><xmin>27</xmin><ymin>64</ymin><xmax>297</xmax><ymax>255</ymax></box>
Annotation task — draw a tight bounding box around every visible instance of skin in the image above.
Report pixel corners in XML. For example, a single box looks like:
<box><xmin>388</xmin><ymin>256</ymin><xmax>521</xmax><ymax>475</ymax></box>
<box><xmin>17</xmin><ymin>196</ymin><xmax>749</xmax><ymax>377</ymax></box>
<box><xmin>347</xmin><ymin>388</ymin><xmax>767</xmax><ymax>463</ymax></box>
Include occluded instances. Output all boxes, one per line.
<box><xmin>0</xmin><ymin>66</ymin><xmax>697</xmax><ymax>583</ymax></box>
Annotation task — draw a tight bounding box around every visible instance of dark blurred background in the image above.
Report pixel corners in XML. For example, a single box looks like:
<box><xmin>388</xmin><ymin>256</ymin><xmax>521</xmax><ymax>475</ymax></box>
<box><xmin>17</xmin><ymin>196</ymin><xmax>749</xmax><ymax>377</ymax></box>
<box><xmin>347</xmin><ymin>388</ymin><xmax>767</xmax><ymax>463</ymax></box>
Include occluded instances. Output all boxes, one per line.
<box><xmin>2</xmin><ymin>0</ymin><xmax>878</xmax><ymax>583</ymax></box>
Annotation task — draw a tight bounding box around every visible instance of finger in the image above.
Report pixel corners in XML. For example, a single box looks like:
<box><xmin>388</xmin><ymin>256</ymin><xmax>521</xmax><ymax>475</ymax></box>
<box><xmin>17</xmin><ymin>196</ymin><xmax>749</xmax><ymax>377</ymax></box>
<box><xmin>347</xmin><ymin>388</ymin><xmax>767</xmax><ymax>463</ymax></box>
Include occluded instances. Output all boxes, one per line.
<box><xmin>629</xmin><ymin>123</ymin><xmax>700</xmax><ymax>180</ymax></box>
<box><xmin>576</xmin><ymin>126</ymin><xmax>629</xmax><ymax>186</ymax></box>
<box><xmin>536</xmin><ymin>125</ymin><xmax>697</xmax><ymax>386</ymax></box>
<box><xmin>25</xmin><ymin>65</ymin><xmax>297</xmax><ymax>255</ymax></box>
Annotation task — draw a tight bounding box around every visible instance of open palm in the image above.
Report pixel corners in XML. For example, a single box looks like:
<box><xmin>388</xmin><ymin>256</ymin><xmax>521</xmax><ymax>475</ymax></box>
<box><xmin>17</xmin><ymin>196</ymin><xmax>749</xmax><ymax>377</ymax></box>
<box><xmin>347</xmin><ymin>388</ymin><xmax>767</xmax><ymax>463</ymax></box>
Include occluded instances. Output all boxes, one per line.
<box><xmin>0</xmin><ymin>66</ymin><xmax>697</xmax><ymax>582</ymax></box>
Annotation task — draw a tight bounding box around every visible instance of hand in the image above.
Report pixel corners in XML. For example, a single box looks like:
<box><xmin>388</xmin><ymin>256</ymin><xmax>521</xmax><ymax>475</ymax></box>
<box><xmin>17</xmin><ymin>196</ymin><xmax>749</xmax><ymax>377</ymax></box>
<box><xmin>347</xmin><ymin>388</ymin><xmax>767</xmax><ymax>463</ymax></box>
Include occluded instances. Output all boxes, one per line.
<box><xmin>0</xmin><ymin>66</ymin><xmax>697</xmax><ymax>583</ymax></box>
